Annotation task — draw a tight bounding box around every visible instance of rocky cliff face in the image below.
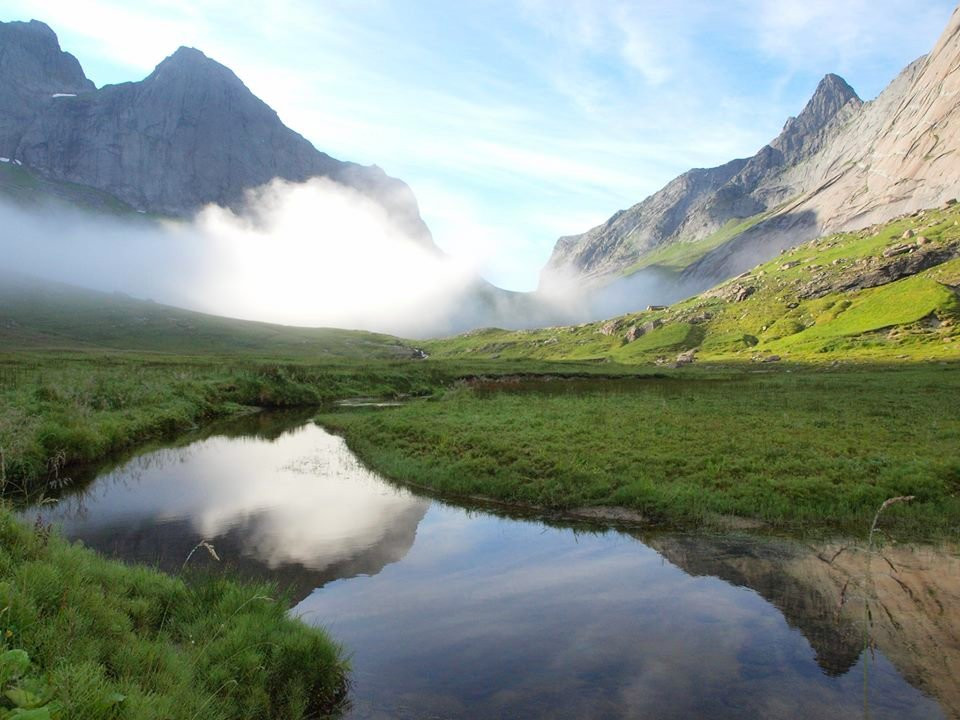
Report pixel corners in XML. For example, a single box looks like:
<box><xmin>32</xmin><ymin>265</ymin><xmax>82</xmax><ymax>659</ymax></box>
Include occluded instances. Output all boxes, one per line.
<box><xmin>0</xmin><ymin>21</ymin><xmax>433</xmax><ymax>246</ymax></box>
<box><xmin>544</xmin><ymin>7</ymin><xmax>960</xmax><ymax>292</ymax></box>
<box><xmin>0</xmin><ymin>20</ymin><xmax>93</xmax><ymax>159</ymax></box>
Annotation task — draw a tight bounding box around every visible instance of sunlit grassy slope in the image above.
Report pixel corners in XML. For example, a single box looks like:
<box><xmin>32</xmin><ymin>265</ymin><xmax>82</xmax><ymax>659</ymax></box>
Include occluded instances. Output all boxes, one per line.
<box><xmin>621</xmin><ymin>211</ymin><xmax>770</xmax><ymax>277</ymax></box>
<box><xmin>0</xmin><ymin>272</ymin><xmax>416</xmax><ymax>359</ymax></box>
<box><xmin>425</xmin><ymin>204</ymin><xmax>960</xmax><ymax>363</ymax></box>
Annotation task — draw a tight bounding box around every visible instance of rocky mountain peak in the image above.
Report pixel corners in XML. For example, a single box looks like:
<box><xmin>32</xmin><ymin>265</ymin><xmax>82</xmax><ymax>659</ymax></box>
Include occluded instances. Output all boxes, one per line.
<box><xmin>144</xmin><ymin>46</ymin><xmax>246</xmax><ymax>93</ymax></box>
<box><xmin>772</xmin><ymin>74</ymin><xmax>861</xmax><ymax>159</ymax></box>
<box><xmin>0</xmin><ymin>19</ymin><xmax>94</xmax><ymax>157</ymax></box>
<box><xmin>0</xmin><ymin>19</ymin><xmax>92</xmax><ymax>91</ymax></box>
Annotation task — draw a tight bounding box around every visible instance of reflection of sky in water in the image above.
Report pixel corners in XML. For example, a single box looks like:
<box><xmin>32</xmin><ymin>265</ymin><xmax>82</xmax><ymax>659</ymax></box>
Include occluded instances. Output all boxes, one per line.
<box><xmin>28</xmin><ymin>424</ymin><xmax>429</xmax><ymax>573</ymax></box>
<box><xmin>23</xmin><ymin>417</ymin><xmax>949</xmax><ymax>719</ymax></box>
<box><xmin>296</xmin><ymin>507</ymin><xmax>944</xmax><ymax>720</ymax></box>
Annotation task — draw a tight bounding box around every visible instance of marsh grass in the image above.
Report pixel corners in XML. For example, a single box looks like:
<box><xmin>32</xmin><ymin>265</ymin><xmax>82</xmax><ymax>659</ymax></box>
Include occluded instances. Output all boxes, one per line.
<box><xmin>821</xmin><ymin>496</ymin><xmax>918</xmax><ymax>717</ymax></box>
<box><xmin>0</xmin><ymin>506</ymin><xmax>349</xmax><ymax>719</ymax></box>
<box><xmin>0</xmin><ymin>352</ymin><xmax>644</xmax><ymax>499</ymax></box>
<box><xmin>319</xmin><ymin>368</ymin><xmax>960</xmax><ymax>537</ymax></box>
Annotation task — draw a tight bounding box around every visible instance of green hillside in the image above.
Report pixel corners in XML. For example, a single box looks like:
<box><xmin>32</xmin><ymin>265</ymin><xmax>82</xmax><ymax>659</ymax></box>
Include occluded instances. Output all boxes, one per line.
<box><xmin>0</xmin><ymin>272</ymin><xmax>417</xmax><ymax>359</ymax></box>
<box><xmin>426</xmin><ymin>203</ymin><xmax>960</xmax><ymax>364</ymax></box>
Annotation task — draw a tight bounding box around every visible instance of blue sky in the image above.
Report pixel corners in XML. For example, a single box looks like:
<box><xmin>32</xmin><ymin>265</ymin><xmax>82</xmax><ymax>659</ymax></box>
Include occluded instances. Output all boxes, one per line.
<box><xmin>7</xmin><ymin>0</ymin><xmax>958</xmax><ymax>289</ymax></box>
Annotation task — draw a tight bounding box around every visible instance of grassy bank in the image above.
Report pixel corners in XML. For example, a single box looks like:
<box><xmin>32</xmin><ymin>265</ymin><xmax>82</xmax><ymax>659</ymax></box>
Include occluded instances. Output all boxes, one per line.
<box><xmin>318</xmin><ymin>366</ymin><xmax>960</xmax><ymax>538</ymax></box>
<box><xmin>0</xmin><ymin>505</ymin><xmax>347</xmax><ymax>719</ymax></box>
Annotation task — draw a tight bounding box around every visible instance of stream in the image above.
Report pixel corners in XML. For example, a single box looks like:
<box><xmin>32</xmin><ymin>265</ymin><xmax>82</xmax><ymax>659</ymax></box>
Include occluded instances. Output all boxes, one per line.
<box><xmin>21</xmin><ymin>411</ymin><xmax>959</xmax><ymax>719</ymax></box>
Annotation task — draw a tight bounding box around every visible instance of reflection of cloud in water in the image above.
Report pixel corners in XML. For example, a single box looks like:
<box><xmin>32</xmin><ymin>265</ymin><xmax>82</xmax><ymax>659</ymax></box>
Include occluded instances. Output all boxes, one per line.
<box><xmin>28</xmin><ymin>424</ymin><xmax>430</xmax><ymax>577</ymax></box>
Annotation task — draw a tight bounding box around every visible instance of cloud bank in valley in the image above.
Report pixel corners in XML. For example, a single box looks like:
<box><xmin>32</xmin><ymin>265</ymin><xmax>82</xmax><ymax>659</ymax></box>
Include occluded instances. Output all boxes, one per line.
<box><xmin>1</xmin><ymin>178</ymin><xmax>485</xmax><ymax>337</ymax></box>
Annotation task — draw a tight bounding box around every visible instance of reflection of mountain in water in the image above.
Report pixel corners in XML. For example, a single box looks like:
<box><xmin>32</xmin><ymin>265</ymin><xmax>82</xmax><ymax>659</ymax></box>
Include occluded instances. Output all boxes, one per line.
<box><xmin>649</xmin><ymin>534</ymin><xmax>960</xmax><ymax>718</ymax></box>
<box><xmin>23</xmin><ymin>416</ymin><xmax>430</xmax><ymax>605</ymax></box>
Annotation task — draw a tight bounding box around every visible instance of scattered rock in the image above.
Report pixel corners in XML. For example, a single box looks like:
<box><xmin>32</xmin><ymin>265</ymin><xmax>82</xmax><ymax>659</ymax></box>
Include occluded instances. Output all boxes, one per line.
<box><xmin>916</xmin><ymin>236</ymin><xmax>931</xmax><ymax>245</ymax></box>
<box><xmin>675</xmin><ymin>349</ymin><xmax>697</xmax><ymax>366</ymax></box>
<box><xmin>757</xmin><ymin>355</ymin><xmax>781</xmax><ymax>363</ymax></box>
<box><xmin>786</xmin><ymin>302</ymin><xmax>799</xmax><ymax>309</ymax></box>
<box><xmin>623</xmin><ymin>326</ymin><xmax>643</xmax><ymax>343</ymax></box>
<box><xmin>779</xmin><ymin>261</ymin><xmax>801</xmax><ymax>271</ymax></box>
<box><xmin>902</xmin><ymin>229</ymin><xmax>915</xmax><ymax>239</ymax></box>
<box><xmin>883</xmin><ymin>244</ymin><xmax>913</xmax><ymax>258</ymax></box>
<box><xmin>945</xmin><ymin>198</ymin><xmax>957</xmax><ymax>208</ymax></box>
<box><xmin>599</xmin><ymin>321</ymin><xmax>619</xmax><ymax>336</ymax></box>
<box><xmin>642</xmin><ymin>319</ymin><xmax>662</xmax><ymax>333</ymax></box>
<box><xmin>734</xmin><ymin>285</ymin><xmax>756</xmax><ymax>302</ymax></box>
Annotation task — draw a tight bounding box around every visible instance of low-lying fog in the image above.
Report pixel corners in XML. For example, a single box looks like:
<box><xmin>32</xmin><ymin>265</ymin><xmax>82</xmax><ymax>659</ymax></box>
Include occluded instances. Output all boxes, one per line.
<box><xmin>0</xmin><ymin>178</ymin><xmax>698</xmax><ymax>337</ymax></box>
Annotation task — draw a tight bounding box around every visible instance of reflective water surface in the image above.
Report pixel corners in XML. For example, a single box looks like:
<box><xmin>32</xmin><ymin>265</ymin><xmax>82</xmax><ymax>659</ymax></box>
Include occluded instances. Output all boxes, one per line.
<box><xmin>23</xmin><ymin>413</ymin><xmax>960</xmax><ymax>719</ymax></box>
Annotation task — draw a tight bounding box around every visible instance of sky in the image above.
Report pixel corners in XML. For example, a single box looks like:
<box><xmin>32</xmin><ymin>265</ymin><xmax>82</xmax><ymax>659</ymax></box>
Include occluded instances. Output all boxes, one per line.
<box><xmin>6</xmin><ymin>0</ymin><xmax>958</xmax><ymax>290</ymax></box>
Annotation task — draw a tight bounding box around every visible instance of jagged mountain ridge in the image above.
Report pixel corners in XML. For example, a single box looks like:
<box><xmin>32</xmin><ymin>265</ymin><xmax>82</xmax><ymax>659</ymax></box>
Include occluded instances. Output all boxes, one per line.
<box><xmin>0</xmin><ymin>20</ymin><xmax>432</xmax><ymax>245</ymax></box>
<box><xmin>544</xmin><ymin>6</ymin><xmax>960</xmax><ymax>292</ymax></box>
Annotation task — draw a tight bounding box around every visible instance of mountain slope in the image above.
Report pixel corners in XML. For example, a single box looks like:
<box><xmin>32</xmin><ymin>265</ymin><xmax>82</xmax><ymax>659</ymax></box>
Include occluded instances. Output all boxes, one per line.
<box><xmin>0</xmin><ymin>271</ymin><xmax>420</xmax><ymax>358</ymax></box>
<box><xmin>544</xmin><ymin>7</ymin><xmax>960</xmax><ymax>296</ymax></box>
<box><xmin>428</xmin><ymin>201</ymin><xmax>960</xmax><ymax>363</ymax></box>
<box><xmin>0</xmin><ymin>20</ymin><xmax>432</xmax><ymax>246</ymax></box>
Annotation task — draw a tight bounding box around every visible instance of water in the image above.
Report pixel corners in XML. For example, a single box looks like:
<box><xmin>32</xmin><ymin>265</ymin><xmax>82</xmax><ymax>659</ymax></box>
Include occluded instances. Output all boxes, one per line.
<box><xmin>23</xmin><ymin>412</ymin><xmax>958</xmax><ymax>719</ymax></box>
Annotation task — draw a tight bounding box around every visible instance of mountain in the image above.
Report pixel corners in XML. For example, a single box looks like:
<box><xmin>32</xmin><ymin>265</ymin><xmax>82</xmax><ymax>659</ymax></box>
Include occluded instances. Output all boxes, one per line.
<box><xmin>0</xmin><ymin>19</ymin><xmax>432</xmax><ymax>245</ymax></box>
<box><xmin>543</xmin><ymin>6</ymin><xmax>960</xmax><ymax>296</ymax></box>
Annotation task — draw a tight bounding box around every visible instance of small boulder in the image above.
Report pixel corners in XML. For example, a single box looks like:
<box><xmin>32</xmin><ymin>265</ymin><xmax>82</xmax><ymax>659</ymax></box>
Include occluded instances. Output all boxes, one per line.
<box><xmin>599</xmin><ymin>321</ymin><xmax>618</xmax><ymax>336</ymax></box>
<box><xmin>916</xmin><ymin>236</ymin><xmax>931</xmax><ymax>245</ymax></box>
<box><xmin>734</xmin><ymin>285</ymin><xmax>756</xmax><ymax>302</ymax></box>
<box><xmin>761</xmin><ymin>355</ymin><xmax>781</xmax><ymax>363</ymax></box>
<box><xmin>623</xmin><ymin>325</ymin><xmax>643</xmax><ymax>343</ymax></box>
<box><xmin>642</xmin><ymin>319</ymin><xmax>662</xmax><ymax>333</ymax></box>
<box><xmin>945</xmin><ymin>198</ymin><xmax>957</xmax><ymax>208</ymax></box>
<box><xmin>902</xmin><ymin>229</ymin><xmax>915</xmax><ymax>239</ymax></box>
<box><xmin>779</xmin><ymin>261</ymin><xmax>800</xmax><ymax>271</ymax></box>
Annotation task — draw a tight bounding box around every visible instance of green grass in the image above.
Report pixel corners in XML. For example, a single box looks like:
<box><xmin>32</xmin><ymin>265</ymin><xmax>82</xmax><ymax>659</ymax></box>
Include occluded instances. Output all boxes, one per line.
<box><xmin>318</xmin><ymin>366</ymin><xmax>960</xmax><ymax>538</ymax></box>
<box><xmin>0</xmin><ymin>164</ymin><xmax>138</xmax><ymax>215</ymax></box>
<box><xmin>0</xmin><ymin>506</ymin><xmax>347</xmax><ymax>719</ymax></box>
